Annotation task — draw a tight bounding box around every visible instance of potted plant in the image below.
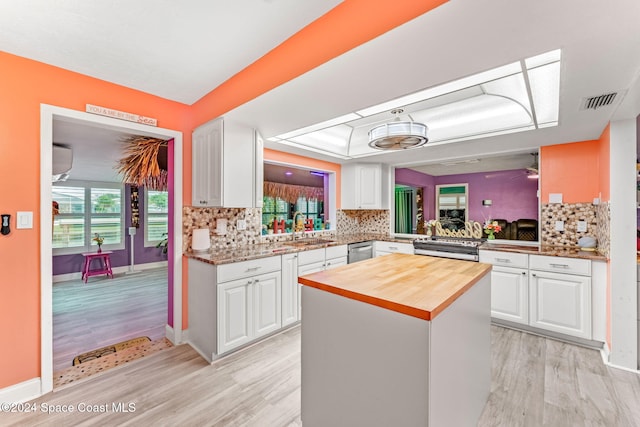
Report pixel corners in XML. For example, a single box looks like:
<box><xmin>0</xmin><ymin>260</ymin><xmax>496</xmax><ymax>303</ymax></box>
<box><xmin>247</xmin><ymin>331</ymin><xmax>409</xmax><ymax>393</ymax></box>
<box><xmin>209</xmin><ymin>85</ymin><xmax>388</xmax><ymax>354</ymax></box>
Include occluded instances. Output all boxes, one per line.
<box><xmin>156</xmin><ymin>233</ymin><xmax>168</xmax><ymax>255</ymax></box>
<box><xmin>92</xmin><ymin>233</ymin><xmax>104</xmax><ymax>252</ymax></box>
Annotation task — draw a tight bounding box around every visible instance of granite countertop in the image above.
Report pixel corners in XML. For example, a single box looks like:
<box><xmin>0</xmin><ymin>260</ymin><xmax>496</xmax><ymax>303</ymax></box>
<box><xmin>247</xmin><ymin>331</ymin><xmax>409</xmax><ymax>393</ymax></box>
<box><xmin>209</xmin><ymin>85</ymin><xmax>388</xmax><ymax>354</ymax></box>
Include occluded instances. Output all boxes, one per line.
<box><xmin>185</xmin><ymin>233</ymin><xmax>413</xmax><ymax>265</ymax></box>
<box><xmin>480</xmin><ymin>242</ymin><xmax>608</xmax><ymax>261</ymax></box>
<box><xmin>298</xmin><ymin>253</ymin><xmax>492</xmax><ymax>321</ymax></box>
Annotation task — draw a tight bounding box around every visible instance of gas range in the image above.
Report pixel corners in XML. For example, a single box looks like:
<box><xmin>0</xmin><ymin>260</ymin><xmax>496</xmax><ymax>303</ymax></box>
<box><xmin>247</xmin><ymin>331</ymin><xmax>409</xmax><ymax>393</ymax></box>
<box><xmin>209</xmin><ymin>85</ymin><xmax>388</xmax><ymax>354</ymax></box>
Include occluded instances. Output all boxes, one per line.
<box><xmin>413</xmin><ymin>236</ymin><xmax>484</xmax><ymax>261</ymax></box>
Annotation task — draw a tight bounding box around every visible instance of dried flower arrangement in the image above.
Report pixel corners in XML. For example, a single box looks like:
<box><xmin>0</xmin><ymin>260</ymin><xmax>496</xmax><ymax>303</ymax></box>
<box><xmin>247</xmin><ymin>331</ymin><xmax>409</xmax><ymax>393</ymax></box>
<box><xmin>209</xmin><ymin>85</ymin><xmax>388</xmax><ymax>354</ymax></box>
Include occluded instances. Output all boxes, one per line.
<box><xmin>116</xmin><ymin>136</ymin><xmax>168</xmax><ymax>191</ymax></box>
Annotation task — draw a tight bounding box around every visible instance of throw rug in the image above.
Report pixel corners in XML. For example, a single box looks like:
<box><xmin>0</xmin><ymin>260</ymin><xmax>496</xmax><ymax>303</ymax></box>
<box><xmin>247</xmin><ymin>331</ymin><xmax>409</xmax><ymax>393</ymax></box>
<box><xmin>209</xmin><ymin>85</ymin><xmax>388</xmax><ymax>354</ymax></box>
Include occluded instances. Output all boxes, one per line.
<box><xmin>72</xmin><ymin>336</ymin><xmax>151</xmax><ymax>366</ymax></box>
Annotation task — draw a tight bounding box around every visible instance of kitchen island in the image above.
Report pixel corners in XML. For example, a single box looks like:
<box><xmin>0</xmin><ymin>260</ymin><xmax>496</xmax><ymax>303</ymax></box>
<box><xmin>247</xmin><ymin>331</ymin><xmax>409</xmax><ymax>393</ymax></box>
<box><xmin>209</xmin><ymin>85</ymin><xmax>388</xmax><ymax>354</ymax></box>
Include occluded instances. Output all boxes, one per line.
<box><xmin>298</xmin><ymin>253</ymin><xmax>492</xmax><ymax>427</ymax></box>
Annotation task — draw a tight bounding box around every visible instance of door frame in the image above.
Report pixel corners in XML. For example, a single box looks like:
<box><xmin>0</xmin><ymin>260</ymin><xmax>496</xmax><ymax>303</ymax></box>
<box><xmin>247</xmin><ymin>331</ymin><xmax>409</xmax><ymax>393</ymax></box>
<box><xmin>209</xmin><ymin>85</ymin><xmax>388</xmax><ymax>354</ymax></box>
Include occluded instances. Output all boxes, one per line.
<box><xmin>40</xmin><ymin>104</ymin><xmax>183</xmax><ymax>394</ymax></box>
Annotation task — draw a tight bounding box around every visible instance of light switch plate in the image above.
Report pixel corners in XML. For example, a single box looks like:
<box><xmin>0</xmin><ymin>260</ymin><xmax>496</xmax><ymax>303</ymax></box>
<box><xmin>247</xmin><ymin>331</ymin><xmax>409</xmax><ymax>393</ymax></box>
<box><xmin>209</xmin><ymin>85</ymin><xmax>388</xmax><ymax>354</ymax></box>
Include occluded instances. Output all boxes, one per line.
<box><xmin>549</xmin><ymin>193</ymin><xmax>563</xmax><ymax>204</ymax></box>
<box><xmin>236</xmin><ymin>219</ymin><xmax>246</xmax><ymax>230</ymax></box>
<box><xmin>16</xmin><ymin>211</ymin><xmax>33</xmax><ymax>229</ymax></box>
<box><xmin>555</xmin><ymin>220</ymin><xmax>564</xmax><ymax>231</ymax></box>
<box><xmin>577</xmin><ymin>220</ymin><xmax>587</xmax><ymax>232</ymax></box>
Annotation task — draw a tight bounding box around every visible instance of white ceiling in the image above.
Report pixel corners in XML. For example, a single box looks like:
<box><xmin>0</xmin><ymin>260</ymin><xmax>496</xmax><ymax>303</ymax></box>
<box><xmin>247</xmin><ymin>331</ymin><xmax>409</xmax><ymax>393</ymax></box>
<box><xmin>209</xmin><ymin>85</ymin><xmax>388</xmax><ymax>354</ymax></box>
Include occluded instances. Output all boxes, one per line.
<box><xmin>0</xmin><ymin>0</ymin><xmax>341</xmax><ymax>104</ymax></box>
<box><xmin>6</xmin><ymin>0</ymin><xmax>640</xmax><ymax>180</ymax></box>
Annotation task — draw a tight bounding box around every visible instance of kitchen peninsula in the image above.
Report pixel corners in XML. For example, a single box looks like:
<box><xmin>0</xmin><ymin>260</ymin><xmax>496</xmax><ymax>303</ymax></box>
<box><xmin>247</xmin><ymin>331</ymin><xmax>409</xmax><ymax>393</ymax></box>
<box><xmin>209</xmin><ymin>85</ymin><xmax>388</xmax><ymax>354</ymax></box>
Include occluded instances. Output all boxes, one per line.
<box><xmin>298</xmin><ymin>253</ymin><xmax>492</xmax><ymax>427</ymax></box>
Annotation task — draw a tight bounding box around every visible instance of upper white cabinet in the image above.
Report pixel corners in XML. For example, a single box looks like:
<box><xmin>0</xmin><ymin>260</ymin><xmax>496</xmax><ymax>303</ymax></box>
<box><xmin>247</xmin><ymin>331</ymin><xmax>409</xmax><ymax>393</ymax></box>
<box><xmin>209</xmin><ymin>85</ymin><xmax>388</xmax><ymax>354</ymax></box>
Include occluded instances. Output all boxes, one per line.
<box><xmin>192</xmin><ymin>117</ymin><xmax>263</xmax><ymax>208</ymax></box>
<box><xmin>341</xmin><ymin>163</ymin><xmax>387</xmax><ymax>209</ymax></box>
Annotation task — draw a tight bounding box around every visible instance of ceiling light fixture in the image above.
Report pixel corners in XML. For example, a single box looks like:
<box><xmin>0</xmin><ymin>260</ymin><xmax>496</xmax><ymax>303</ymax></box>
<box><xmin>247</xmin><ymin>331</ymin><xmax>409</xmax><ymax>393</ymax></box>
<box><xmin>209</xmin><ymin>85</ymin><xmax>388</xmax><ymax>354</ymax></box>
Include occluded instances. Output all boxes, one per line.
<box><xmin>368</xmin><ymin>109</ymin><xmax>428</xmax><ymax>150</ymax></box>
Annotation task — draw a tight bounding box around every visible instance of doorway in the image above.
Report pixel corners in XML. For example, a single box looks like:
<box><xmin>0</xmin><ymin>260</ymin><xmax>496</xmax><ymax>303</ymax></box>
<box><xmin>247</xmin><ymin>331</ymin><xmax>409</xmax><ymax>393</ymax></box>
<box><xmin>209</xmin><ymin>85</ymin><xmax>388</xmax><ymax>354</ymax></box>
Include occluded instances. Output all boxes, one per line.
<box><xmin>40</xmin><ymin>104</ymin><xmax>183</xmax><ymax>394</ymax></box>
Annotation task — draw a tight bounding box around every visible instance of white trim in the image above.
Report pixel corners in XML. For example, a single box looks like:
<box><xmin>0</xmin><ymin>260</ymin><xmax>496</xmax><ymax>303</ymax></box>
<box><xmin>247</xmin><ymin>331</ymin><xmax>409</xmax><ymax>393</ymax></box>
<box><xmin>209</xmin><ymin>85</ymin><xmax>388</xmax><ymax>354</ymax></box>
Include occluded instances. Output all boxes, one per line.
<box><xmin>40</xmin><ymin>104</ymin><xmax>183</xmax><ymax>396</ymax></box>
<box><xmin>52</xmin><ymin>261</ymin><xmax>168</xmax><ymax>283</ymax></box>
<box><xmin>0</xmin><ymin>378</ymin><xmax>41</xmax><ymax>404</ymax></box>
<box><xmin>608</xmin><ymin>119</ymin><xmax>638</xmax><ymax>369</ymax></box>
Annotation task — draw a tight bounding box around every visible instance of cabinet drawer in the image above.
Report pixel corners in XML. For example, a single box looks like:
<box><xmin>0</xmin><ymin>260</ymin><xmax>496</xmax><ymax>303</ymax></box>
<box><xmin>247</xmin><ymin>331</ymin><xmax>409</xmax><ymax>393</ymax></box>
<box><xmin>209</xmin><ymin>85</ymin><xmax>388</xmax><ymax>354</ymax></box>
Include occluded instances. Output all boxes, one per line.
<box><xmin>297</xmin><ymin>248</ymin><xmax>325</xmax><ymax>266</ymax></box>
<box><xmin>374</xmin><ymin>241</ymin><xmax>414</xmax><ymax>254</ymax></box>
<box><xmin>479</xmin><ymin>250</ymin><xmax>528</xmax><ymax>269</ymax></box>
<box><xmin>529</xmin><ymin>255</ymin><xmax>591</xmax><ymax>276</ymax></box>
<box><xmin>217</xmin><ymin>256</ymin><xmax>281</xmax><ymax>283</ymax></box>
<box><xmin>325</xmin><ymin>244</ymin><xmax>348</xmax><ymax>259</ymax></box>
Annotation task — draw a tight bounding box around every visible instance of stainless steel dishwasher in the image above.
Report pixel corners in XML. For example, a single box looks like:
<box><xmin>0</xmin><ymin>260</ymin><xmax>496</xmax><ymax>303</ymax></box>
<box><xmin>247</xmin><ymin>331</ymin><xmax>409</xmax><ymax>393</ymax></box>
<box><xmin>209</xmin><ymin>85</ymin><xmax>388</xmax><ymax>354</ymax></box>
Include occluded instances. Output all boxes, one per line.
<box><xmin>347</xmin><ymin>241</ymin><xmax>373</xmax><ymax>264</ymax></box>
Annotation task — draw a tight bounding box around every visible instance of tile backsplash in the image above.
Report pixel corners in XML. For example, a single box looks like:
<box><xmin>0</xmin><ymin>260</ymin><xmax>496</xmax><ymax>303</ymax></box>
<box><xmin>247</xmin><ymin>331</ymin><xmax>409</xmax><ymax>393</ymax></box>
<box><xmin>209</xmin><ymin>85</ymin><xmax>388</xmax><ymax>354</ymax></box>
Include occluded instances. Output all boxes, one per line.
<box><xmin>336</xmin><ymin>210</ymin><xmax>390</xmax><ymax>235</ymax></box>
<box><xmin>183</xmin><ymin>207</ymin><xmax>391</xmax><ymax>251</ymax></box>
<box><xmin>540</xmin><ymin>202</ymin><xmax>610</xmax><ymax>253</ymax></box>
<box><xmin>183</xmin><ymin>207</ymin><xmax>262</xmax><ymax>251</ymax></box>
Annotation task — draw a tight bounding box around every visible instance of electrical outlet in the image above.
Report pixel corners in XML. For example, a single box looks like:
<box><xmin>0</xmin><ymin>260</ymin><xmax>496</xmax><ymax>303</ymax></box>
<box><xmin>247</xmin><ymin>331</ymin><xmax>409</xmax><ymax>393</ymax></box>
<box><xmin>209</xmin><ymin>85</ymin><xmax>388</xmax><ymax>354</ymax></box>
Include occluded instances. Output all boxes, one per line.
<box><xmin>577</xmin><ymin>220</ymin><xmax>587</xmax><ymax>232</ymax></box>
<box><xmin>555</xmin><ymin>220</ymin><xmax>564</xmax><ymax>231</ymax></box>
<box><xmin>237</xmin><ymin>219</ymin><xmax>246</xmax><ymax>230</ymax></box>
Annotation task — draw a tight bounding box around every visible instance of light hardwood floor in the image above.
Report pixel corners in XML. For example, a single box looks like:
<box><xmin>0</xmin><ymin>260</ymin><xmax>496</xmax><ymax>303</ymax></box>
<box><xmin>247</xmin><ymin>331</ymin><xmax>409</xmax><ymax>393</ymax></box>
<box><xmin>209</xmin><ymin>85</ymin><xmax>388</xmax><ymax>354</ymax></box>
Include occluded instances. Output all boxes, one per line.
<box><xmin>7</xmin><ymin>325</ymin><xmax>640</xmax><ymax>426</ymax></box>
<box><xmin>53</xmin><ymin>268</ymin><xmax>168</xmax><ymax>372</ymax></box>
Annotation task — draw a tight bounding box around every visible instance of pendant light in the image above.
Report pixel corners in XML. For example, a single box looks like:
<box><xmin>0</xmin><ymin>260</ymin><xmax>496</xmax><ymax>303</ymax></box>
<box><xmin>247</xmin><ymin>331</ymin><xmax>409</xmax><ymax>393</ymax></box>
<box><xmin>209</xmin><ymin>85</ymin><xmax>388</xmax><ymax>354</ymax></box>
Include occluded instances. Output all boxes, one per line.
<box><xmin>368</xmin><ymin>109</ymin><xmax>428</xmax><ymax>150</ymax></box>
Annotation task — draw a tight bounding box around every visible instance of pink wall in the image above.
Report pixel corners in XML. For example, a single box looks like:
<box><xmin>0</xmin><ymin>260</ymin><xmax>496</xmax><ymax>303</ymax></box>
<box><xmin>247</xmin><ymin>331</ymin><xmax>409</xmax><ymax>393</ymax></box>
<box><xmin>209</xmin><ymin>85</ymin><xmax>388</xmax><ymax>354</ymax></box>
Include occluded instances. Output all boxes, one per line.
<box><xmin>395</xmin><ymin>168</ymin><xmax>539</xmax><ymax>224</ymax></box>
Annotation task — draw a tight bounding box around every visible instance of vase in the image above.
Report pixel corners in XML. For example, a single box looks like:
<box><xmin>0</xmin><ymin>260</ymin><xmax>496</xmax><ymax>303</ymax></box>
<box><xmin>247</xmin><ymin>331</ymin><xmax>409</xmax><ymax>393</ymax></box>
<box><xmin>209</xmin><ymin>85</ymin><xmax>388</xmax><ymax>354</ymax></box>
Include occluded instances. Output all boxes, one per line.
<box><xmin>97</xmin><ymin>245</ymin><xmax>102</xmax><ymax>253</ymax></box>
<box><xmin>487</xmin><ymin>232</ymin><xmax>495</xmax><ymax>240</ymax></box>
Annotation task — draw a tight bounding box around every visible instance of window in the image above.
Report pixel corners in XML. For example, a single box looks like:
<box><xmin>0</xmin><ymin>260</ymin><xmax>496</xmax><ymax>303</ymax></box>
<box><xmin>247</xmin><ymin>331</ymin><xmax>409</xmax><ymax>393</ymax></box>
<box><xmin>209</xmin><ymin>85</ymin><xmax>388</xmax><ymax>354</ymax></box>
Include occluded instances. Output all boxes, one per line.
<box><xmin>436</xmin><ymin>184</ymin><xmax>468</xmax><ymax>231</ymax></box>
<box><xmin>52</xmin><ymin>181</ymin><xmax>125</xmax><ymax>254</ymax></box>
<box><xmin>145</xmin><ymin>190</ymin><xmax>168</xmax><ymax>246</ymax></box>
<box><xmin>261</xmin><ymin>196</ymin><xmax>324</xmax><ymax>232</ymax></box>
<box><xmin>295</xmin><ymin>196</ymin><xmax>321</xmax><ymax>221</ymax></box>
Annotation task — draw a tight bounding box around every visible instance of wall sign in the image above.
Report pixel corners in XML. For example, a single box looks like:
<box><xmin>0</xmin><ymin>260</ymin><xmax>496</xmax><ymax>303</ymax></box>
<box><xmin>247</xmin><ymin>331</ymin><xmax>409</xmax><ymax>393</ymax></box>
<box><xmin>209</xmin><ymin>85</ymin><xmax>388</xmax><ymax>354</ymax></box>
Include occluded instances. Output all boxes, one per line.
<box><xmin>86</xmin><ymin>104</ymin><xmax>157</xmax><ymax>126</ymax></box>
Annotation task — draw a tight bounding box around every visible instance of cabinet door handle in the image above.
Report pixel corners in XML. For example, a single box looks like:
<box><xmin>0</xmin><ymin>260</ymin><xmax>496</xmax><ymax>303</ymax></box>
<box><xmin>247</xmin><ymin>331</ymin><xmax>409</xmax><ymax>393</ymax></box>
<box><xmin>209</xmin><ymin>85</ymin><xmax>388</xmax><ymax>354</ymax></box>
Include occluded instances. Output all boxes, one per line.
<box><xmin>522</xmin><ymin>271</ymin><xmax>526</xmax><ymax>275</ymax></box>
<box><xmin>245</xmin><ymin>266</ymin><xmax>261</xmax><ymax>272</ymax></box>
<box><xmin>495</xmin><ymin>258</ymin><xmax>511</xmax><ymax>263</ymax></box>
<box><xmin>531</xmin><ymin>273</ymin><xmax>537</xmax><ymax>277</ymax></box>
<box><xmin>550</xmin><ymin>263</ymin><xmax>569</xmax><ymax>268</ymax></box>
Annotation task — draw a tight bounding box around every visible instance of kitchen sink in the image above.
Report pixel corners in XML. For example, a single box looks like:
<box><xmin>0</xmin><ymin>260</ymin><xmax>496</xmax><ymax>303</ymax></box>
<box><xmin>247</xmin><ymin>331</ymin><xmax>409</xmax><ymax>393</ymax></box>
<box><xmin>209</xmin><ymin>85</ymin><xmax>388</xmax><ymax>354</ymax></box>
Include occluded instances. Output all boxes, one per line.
<box><xmin>283</xmin><ymin>238</ymin><xmax>334</xmax><ymax>247</ymax></box>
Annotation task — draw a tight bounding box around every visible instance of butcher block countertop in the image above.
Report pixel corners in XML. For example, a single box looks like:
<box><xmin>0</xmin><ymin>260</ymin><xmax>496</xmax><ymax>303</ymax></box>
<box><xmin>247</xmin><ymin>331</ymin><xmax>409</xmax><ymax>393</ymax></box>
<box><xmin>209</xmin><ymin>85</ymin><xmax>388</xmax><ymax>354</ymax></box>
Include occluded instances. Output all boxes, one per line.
<box><xmin>298</xmin><ymin>253</ymin><xmax>491</xmax><ymax>321</ymax></box>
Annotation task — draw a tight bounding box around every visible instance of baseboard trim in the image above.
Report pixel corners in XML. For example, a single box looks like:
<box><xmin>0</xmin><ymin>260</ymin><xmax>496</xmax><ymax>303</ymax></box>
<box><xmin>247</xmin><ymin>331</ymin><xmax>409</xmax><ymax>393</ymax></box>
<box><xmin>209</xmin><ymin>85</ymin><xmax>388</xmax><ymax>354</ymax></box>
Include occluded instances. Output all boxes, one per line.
<box><xmin>53</xmin><ymin>261</ymin><xmax>168</xmax><ymax>283</ymax></box>
<box><xmin>0</xmin><ymin>378</ymin><xmax>42</xmax><ymax>403</ymax></box>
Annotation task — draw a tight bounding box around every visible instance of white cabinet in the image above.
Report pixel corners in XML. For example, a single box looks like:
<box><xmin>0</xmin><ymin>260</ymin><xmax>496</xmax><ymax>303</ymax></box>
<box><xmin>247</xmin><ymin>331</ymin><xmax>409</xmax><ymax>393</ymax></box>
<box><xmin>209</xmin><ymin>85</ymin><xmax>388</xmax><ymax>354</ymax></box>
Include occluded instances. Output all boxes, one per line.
<box><xmin>217</xmin><ymin>277</ymin><xmax>252</xmax><ymax>353</ymax></box>
<box><xmin>374</xmin><ymin>241</ymin><xmax>414</xmax><ymax>257</ymax></box>
<box><xmin>491</xmin><ymin>266</ymin><xmax>529</xmax><ymax>324</ymax></box>
<box><xmin>192</xmin><ymin>117</ymin><xmax>263</xmax><ymax>208</ymax></box>
<box><xmin>341</xmin><ymin>163</ymin><xmax>385</xmax><ymax>209</ymax></box>
<box><xmin>479</xmin><ymin>250</ymin><xmax>529</xmax><ymax>325</ymax></box>
<box><xmin>529</xmin><ymin>268</ymin><xmax>591</xmax><ymax>339</ymax></box>
<box><xmin>480</xmin><ymin>250</ymin><xmax>593</xmax><ymax>340</ymax></box>
<box><xmin>297</xmin><ymin>245</ymin><xmax>348</xmax><ymax>318</ymax></box>
<box><xmin>216</xmin><ymin>257</ymin><xmax>281</xmax><ymax>355</ymax></box>
<box><xmin>281</xmin><ymin>253</ymin><xmax>299</xmax><ymax>327</ymax></box>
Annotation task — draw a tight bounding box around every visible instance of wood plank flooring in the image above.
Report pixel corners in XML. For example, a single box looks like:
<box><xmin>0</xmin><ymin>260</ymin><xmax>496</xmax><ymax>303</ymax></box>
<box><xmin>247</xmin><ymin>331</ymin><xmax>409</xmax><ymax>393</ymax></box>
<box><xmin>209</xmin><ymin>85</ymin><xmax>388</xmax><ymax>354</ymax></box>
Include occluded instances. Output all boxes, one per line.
<box><xmin>8</xmin><ymin>324</ymin><xmax>640</xmax><ymax>426</ymax></box>
<box><xmin>53</xmin><ymin>268</ymin><xmax>168</xmax><ymax>372</ymax></box>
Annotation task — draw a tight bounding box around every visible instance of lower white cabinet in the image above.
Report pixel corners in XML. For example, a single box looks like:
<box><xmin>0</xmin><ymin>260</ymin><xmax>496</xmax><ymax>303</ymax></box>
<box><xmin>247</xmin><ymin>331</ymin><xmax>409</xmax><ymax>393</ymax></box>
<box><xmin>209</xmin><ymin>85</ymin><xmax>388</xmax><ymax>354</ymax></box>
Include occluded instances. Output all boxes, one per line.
<box><xmin>218</xmin><ymin>270</ymin><xmax>281</xmax><ymax>355</ymax></box>
<box><xmin>281</xmin><ymin>253</ymin><xmax>299</xmax><ymax>327</ymax></box>
<box><xmin>529</xmin><ymin>269</ymin><xmax>591</xmax><ymax>339</ymax></box>
<box><xmin>480</xmin><ymin>250</ymin><xmax>594</xmax><ymax>341</ymax></box>
<box><xmin>374</xmin><ymin>241</ymin><xmax>414</xmax><ymax>257</ymax></box>
<box><xmin>491</xmin><ymin>266</ymin><xmax>528</xmax><ymax>324</ymax></box>
<box><xmin>297</xmin><ymin>245</ymin><xmax>348</xmax><ymax>319</ymax></box>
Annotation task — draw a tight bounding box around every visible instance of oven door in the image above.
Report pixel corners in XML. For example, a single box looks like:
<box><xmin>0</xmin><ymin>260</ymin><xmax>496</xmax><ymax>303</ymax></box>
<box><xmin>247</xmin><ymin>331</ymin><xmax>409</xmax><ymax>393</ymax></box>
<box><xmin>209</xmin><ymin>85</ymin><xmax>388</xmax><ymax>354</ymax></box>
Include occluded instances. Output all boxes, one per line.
<box><xmin>414</xmin><ymin>248</ymin><xmax>479</xmax><ymax>261</ymax></box>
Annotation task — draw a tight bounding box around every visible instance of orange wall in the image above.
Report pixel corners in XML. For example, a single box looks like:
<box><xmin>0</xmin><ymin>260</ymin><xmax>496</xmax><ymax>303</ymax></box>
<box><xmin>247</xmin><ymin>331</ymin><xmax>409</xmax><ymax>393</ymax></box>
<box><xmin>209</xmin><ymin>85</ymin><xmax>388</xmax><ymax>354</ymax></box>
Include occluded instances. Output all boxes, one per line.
<box><xmin>540</xmin><ymin>140</ymin><xmax>602</xmax><ymax>203</ymax></box>
<box><xmin>598</xmin><ymin>124</ymin><xmax>611</xmax><ymax>202</ymax></box>
<box><xmin>0</xmin><ymin>51</ymin><xmax>191</xmax><ymax>389</ymax></box>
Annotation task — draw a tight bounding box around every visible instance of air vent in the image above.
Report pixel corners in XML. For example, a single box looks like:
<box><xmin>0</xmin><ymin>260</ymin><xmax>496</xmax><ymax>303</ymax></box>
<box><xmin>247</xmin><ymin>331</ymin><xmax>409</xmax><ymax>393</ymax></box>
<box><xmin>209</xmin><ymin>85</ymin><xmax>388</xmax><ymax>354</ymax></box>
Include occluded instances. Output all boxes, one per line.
<box><xmin>580</xmin><ymin>92</ymin><xmax>617</xmax><ymax>110</ymax></box>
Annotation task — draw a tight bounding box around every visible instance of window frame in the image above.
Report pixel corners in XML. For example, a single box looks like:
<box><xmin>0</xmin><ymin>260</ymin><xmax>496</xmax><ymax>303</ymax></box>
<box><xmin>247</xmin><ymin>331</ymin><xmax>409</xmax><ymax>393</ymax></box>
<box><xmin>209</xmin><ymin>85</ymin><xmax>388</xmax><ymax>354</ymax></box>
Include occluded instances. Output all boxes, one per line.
<box><xmin>144</xmin><ymin>188</ymin><xmax>169</xmax><ymax>247</ymax></box>
<box><xmin>52</xmin><ymin>180</ymin><xmax>126</xmax><ymax>255</ymax></box>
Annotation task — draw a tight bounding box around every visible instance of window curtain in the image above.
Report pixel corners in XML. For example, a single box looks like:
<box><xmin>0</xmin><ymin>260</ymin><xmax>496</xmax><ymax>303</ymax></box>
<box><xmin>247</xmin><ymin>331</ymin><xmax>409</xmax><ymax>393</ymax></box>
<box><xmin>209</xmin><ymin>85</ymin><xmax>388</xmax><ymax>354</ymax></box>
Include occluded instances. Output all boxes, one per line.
<box><xmin>395</xmin><ymin>187</ymin><xmax>415</xmax><ymax>234</ymax></box>
<box><xmin>263</xmin><ymin>181</ymin><xmax>323</xmax><ymax>203</ymax></box>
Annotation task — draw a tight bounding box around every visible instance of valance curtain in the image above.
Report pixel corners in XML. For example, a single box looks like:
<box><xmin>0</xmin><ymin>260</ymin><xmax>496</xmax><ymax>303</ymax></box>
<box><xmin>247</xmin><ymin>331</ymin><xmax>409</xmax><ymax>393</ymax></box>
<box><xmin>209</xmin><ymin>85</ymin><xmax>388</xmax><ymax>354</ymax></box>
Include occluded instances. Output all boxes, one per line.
<box><xmin>263</xmin><ymin>181</ymin><xmax>323</xmax><ymax>204</ymax></box>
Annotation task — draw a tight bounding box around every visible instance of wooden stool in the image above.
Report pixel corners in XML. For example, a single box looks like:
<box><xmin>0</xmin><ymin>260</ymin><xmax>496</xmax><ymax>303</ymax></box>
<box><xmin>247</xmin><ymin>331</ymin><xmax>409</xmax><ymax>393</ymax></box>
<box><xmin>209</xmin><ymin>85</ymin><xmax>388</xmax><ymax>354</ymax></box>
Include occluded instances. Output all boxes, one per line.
<box><xmin>81</xmin><ymin>251</ymin><xmax>114</xmax><ymax>283</ymax></box>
